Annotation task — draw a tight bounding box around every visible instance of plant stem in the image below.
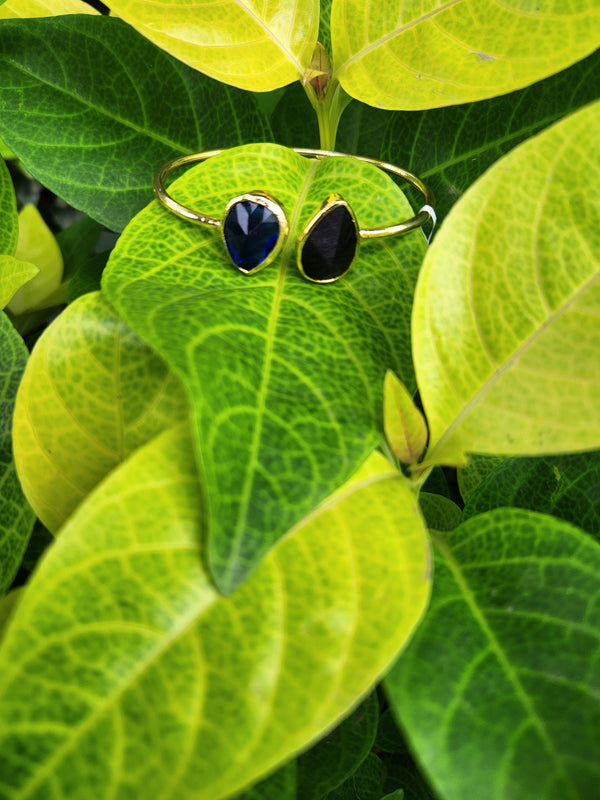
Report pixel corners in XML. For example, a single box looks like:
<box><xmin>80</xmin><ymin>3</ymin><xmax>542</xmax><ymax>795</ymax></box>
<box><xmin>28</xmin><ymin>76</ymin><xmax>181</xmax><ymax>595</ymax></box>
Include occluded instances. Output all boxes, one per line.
<box><xmin>305</xmin><ymin>79</ymin><xmax>353</xmax><ymax>151</ymax></box>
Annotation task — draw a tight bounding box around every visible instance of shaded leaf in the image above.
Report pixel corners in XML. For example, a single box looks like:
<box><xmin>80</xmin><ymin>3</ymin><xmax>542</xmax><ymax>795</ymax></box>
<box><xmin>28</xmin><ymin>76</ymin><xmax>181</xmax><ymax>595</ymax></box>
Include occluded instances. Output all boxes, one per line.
<box><xmin>105</xmin><ymin>0</ymin><xmax>319</xmax><ymax>92</ymax></box>
<box><xmin>12</xmin><ymin>291</ymin><xmax>189</xmax><ymax>532</ymax></box>
<box><xmin>463</xmin><ymin>451</ymin><xmax>600</xmax><ymax>541</ymax></box>
<box><xmin>67</xmin><ymin>251</ymin><xmax>109</xmax><ymax>302</ymax></box>
<box><xmin>55</xmin><ymin>215</ymin><xmax>102</xmax><ymax>282</ymax></box>
<box><xmin>413</xmin><ymin>101</ymin><xmax>600</xmax><ymax>466</ymax></box>
<box><xmin>386</xmin><ymin>508</ymin><xmax>600</xmax><ymax>800</ymax></box>
<box><xmin>374</xmin><ymin>708</ymin><xmax>406</xmax><ymax>754</ymax></box>
<box><xmin>0</xmin><ymin>15</ymin><xmax>272</xmax><ymax>231</ymax></box>
<box><xmin>418</xmin><ymin>492</ymin><xmax>461</xmax><ymax>533</ymax></box>
<box><xmin>271</xmin><ymin>82</ymin><xmax>320</xmax><ymax>149</ymax></box>
<box><xmin>103</xmin><ymin>143</ymin><xmax>426</xmax><ymax>592</ymax></box>
<box><xmin>381</xmin><ymin>752</ymin><xmax>434</xmax><ymax>800</ymax></box>
<box><xmin>233</xmin><ymin>761</ymin><xmax>297</xmax><ymax>800</ymax></box>
<box><xmin>0</xmin><ymin>157</ymin><xmax>17</xmax><ymax>257</ymax></box>
<box><xmin>297</xmin><ymin>692</ymin><xmax>379</xmax><ymax>800</ymax></box>
<box><xmin>352</xmin><ymin>753</ymin><xmax>385</xmax><ymax>800</ymax></box>
<box><xmin>331</xmin><ymin>1</ymin><xmax>600</xmax><ymax>110</ymax></box>
<box><xmin>456</xmin><ymin>454</ymin><xmax>505</xmax><ymax>502</ymax></box>
<box><xmin>0</xmin><ymin>431</ymin><xmax>430</xmax><ymax>800</ymax></box>
<box><xmin>0</xmin><ymin>311</ymin><xmax>35</xmax><ymax>595</ymax></box>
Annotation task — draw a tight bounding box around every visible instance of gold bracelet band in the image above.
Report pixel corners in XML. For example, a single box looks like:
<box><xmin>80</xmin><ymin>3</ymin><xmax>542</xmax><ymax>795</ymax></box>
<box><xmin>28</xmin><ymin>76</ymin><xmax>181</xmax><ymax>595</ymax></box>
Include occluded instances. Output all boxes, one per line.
<box><xmin>154</xmin><ymin>149</ymin><xmax>435</xmax><ymax>284</ymax></box>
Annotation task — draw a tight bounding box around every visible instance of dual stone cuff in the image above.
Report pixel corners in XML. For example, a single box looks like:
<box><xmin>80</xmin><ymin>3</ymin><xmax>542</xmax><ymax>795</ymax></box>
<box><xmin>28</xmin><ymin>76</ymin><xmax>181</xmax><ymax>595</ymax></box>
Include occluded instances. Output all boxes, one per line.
<box><xmin>153</xmin><ymin>149</ymin><xmax>436</xmax><ymax>284</ymax></box>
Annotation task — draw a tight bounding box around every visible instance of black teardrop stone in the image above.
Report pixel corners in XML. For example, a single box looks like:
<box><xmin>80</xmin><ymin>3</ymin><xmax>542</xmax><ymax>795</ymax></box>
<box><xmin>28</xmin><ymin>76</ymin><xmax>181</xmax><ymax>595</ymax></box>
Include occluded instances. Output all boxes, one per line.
<box><xmin>223</xmin><ymin>200</ymin><xmax>280</xmax><ymax>273</ymax></box>
<box><xmin>300</xmin><ymin>204</ymin><xmax>358</xmax><ymax>282</ymax></box>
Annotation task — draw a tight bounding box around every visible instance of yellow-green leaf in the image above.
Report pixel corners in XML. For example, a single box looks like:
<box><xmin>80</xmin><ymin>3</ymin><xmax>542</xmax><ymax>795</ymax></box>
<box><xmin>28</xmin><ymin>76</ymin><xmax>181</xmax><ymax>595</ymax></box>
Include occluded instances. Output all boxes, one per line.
<box><xmin>6</xmin><ymin>204</ymin><xmax>63</xmax><ymax>314</ymax></box>
<box><xmin>331</xmin><ymin>0</ymin><xmax>600</xmax><ymax>110</ymax></box>
<box><xmin>0</xmin><ymin>256</ymin><xmax>38</xmax><ymax>308</ymax></box>
<box><xmin>12</xmin><ymin>291</ymin><xmax>189</xmax><ymax>532</ymax></box>
<box><xmin>413</xmin><ymin>100</ymin><xmax>600</xmax><ymax>467</ymax></box>
<box><xmin>103</xmin><ymin>143</ymin><xmax>425</xmax><ymax>593</ymax></box>
<box><xmin>104</xmin><ymin>0</ymin><xmax>319</xmax><ymax>92</ymax></box>
<box><xmin>383</xmin><ymin>369</ymin><xmax>427</xmax><ymax>465</ymax></box>
<box><xmin>0</xmin><ymin>0</ymin><xmax>98</xmax><ymax>17</ymax></box>
<box><xmin>0</xmin><ymin>426</ymin><xmax>430</xmax><ymax>800</ymax></box>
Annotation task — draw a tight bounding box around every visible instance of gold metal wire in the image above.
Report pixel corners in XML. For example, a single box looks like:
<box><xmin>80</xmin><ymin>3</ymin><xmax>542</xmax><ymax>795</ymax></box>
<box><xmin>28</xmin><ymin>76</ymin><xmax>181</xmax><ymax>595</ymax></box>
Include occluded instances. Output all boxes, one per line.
<box><xmin>153</xmin><ymin>148</ymin><xmax>435</xmax><ymax>238</ymax></box>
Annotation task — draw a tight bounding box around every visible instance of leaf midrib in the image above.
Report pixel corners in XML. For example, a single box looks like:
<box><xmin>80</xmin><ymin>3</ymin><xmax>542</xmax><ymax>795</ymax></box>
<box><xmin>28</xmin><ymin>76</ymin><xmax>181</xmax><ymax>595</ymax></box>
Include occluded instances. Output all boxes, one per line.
<box><xmin>222</xmin><ymin>160</ymin><xmax>321</xmax><ymax>590</ymax></box>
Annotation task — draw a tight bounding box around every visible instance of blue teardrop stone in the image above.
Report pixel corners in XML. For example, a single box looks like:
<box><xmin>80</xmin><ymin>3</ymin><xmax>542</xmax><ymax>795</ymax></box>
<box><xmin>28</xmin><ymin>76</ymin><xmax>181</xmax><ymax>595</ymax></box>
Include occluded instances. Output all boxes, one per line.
<box><xmin>223</xmin><ymin>200</ymin><xmax>280</xmax><ymax>272</ymax></box>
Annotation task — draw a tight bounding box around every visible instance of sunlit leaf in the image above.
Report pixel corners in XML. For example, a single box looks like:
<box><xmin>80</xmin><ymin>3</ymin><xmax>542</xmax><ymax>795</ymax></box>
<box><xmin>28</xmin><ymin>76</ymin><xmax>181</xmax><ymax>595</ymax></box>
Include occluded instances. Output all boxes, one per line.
<box><xmin>0</xmin><ymin>15</ymin><xmax>272</xmax><ymax>231</ymax></box>
<box><xmin>12</xmin><ymin>291</ymin><xmax>189</xmax><ymax>532</ymax></box>
<box><xmin>413</xmin><ymin>101</ymin><xmax>600</xmax><ymax>467</ymax></box>
<box><xmin>331</xmin><ymin>0</ymin><xmax>600</xmax><ymax>110</ymax></box>
<box><xmin>0</xmin><ymin>0</ymin><xmax>98</xmax><ymax>17</ymax></box>
<box><xmin>105</xmin><ymin>0</ymin><xmax>319</xmax><ymax>92</ymax></box>
<box><xmin>0</xmin><ymin>588</ymin><xmax>22</xmax><ymax>643</ymax></box>
<box><xmin>386</xmin><ymin>508</ymin><xmax>600</xmax><ymax>800</ymax></box>
<box><xmin>0</xmin><ymin>431</ymin><xmax>430</xmax><ymax>799</ymax></box>
<box><xmin>103</xmin><ymin>142</ymin><xmax>426</xmax><ymax>593</ymax></box>
<box><xmin>6</xmin><ymin>205</ymin><xmax>64</xmax><ymax>314</ymax></box>
<box><xmin>384</xmin><ymin>370</ymin><xmax>427</xmax><ymax>465</ymax></box>
<box><xmin>0</xmin><ymin>311</ymin><xmax>35</xmax><ymax>595</ymax></box>
<box><xmin>0</xmin><ymin>256</ymin><xmax>39</xmax><ymax>309</ymax></box>
<box><xmin>379</xmin><ymin>50</ymin><xmax>600</xmax><ymax>224</ymax></box>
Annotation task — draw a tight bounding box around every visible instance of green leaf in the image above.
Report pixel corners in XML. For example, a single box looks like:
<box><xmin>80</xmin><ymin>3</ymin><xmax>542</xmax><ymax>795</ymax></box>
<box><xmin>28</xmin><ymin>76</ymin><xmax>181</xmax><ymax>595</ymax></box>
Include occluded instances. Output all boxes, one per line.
<box><xmin>0</xmin><ymin>430</ymin><xmax>430</xmax><ymax>800</ymax></box>
<box><xmin>0</xmin><ymin>0</ymin><xmax>98</xmax><ymax>16</ymax></box>
<box><xmin>0</xmin><ymin>15</ymin><xmax>272</xmax><ymax>231</ymax></box>
<box><xmin>380</xmin><ymin>50</ymin><xmax>600</xmax><ymax>224</ymax></box>
<box><xmin>271</xmin><ymin>82</ymin><xmax>320</xmax><ymax>149</ymax></box>
<box><xmin>381</xmin><ymin>753</ymin><xmax>434</xmax><ymax>800</ymax></box>
<box><xmin>0</xmin><ymin>157</ymin><xmax>17</xmax><ymax>257</ymax></box>
<box><xmin>234</xmin><ymin>761</ymin><xmax>297</xmax><ymax>800</ymax></box>
<box><xmin>105</xmin><ymin>0</ymin><xmax>319</xmax><ymax>92</ymax></box>
<box><xmin>6</xmin><ymin>204</ymin><xmax>64</xmax><ymax>314</ymax></box>
<box><xmin>463</xmin><ymin>451</ymin><xmax>600</xmax><ymax>541</ymax></box>
<box><xmin>351</xmin><ymin>753</ymin><xmax>385</xmax><ymax>800</ymax></box>
<box><xmin>0</xmin><ymin>256</ymin><xmax>39</xmax><ymax>309</ymax></box>
<box><xmin>330</xmin><ymin>1</ymin><xmax>600</xmax><ymax>110</ymax></box>
<box><xmin>67</xmin><ymin>251</ymin><xmax>109</xmax><ymax>303</ymax></box>
<box><xmin>0</xmin><ymin>589</ymin><xmax>22</xmax><ymax>644</ymax></box>
<box><xmin>297</xmin><ymin>692</ymin><xmax>379</xmax><ymax>800</ymax></box>
<box><xmin>0</xmin><ymin>311</ymin><xmax>35</xmax><ymax>596</ymax></box>
<box><xmin>456</xmin><ymin>454</ymin><xmax>506</xmax><ymax>502</ymax></box>
<box><xmin>12</xmin><ymin>291</ymin><xmax>189</xmax><ymax>532</ymax></box>
<box><xmin>374</xmin><ymin>709</ymin><xmax>408</xmax><ymax>755</ymax></box>
<box><xmin>413</xmin><ymin>100</ymin><xmax>600</xmax><ymax>467</ymax></box>
<box><xmin>55</xmin><ymin>215</ymin><xmax>102</xmax><ymax>282</ymax></box>
<box><xmin>384</xmin><ymin>370</ymin><xmax>427</xmax><ymax>466</ymax></box>
<box><xmin>418</xmin><ymin>492</ymin><xmax>461</xmax><ymax>533</ymax></box>
<box><xmin>386</xmin><ymin>508</ymin><xmax>600</xmax><ymax>800</ymax></box>
<box><xmin>103</xmin><ymin>143</ymin><xmax>426</xmax><ymax>592</ymax></box>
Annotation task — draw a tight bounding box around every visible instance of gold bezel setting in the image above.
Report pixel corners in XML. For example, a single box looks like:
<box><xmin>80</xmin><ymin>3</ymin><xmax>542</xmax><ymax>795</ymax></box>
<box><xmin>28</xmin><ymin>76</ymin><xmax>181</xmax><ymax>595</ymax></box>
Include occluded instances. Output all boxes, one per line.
<box><xmin>297</xmin><ymin>194</ymin><xmax>360</xmax><ymax>284</ymax></box>
<box><xmin>221</xmin><ymin>192</ymin><xmax>289</xmax><ymax>274</ymax></box>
